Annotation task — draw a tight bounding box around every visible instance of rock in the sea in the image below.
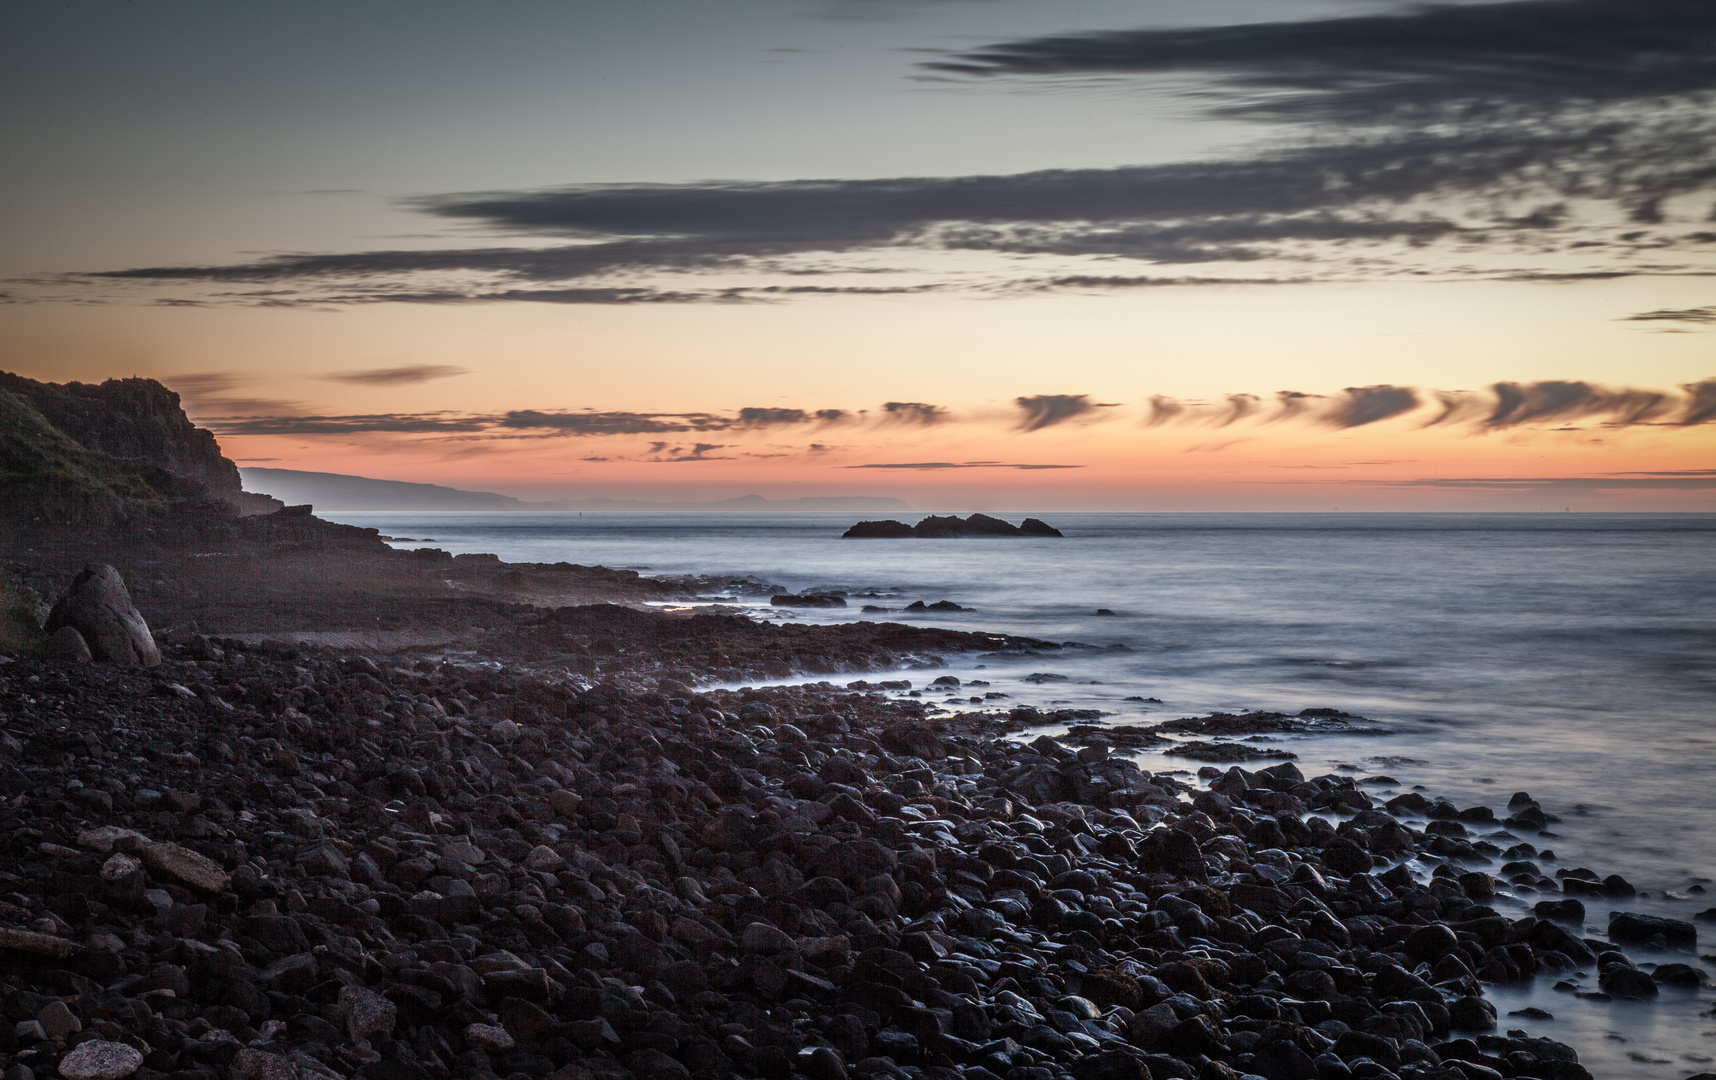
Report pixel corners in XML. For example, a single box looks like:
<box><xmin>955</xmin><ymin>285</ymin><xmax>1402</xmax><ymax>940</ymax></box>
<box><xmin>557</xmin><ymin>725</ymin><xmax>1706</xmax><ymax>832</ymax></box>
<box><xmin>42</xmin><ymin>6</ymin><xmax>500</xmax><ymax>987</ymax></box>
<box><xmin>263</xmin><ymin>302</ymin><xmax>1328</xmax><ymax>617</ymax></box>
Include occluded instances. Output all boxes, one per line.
<box><xmin>1609</xmin><ymin>911</ymin><xmax>1698</xmax><ymax>949</ymax></box>
<box><xmin>1599</xmin><ymin>965</ymin><xmax>1658</xmax><ymax>997</ymax></box>
<box><xmin>56</xmin><ymin>1040</ymin><xmax>143</xmax><ymax>1080</ymax></box>
<box><xmin>842</xmin><ymin>520</ymin><xmax>913</xmax><ymax>538</ymax></box>
<box><xmin>904</xmin><ymin>600</ymin><xmax>971</xmax><ymax>612</ymax></box>
<box><xmin>844</xmin><ymin>513</ymin><xmax>1063</xmax><ymax>538</ymax></box>
<box><xmin>44</xmin><ymin>564</ymin><xmax>159</xmax><ymax>666</ymax></box>
<box><xmin>771</xmin><ymin>594</ymin><xmax>847</xmax><ymax>608</ymax></box>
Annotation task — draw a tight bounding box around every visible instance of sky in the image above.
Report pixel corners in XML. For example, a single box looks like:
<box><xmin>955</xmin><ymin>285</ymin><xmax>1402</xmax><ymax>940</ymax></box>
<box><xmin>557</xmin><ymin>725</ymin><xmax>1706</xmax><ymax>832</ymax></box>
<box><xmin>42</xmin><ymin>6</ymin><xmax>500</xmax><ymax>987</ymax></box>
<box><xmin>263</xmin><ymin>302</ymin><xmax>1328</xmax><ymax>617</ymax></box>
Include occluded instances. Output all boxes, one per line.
<box><xmin>2</xmin><ymin>0</ymin><xmax>1714</xmax><ymax>510</ymax></box>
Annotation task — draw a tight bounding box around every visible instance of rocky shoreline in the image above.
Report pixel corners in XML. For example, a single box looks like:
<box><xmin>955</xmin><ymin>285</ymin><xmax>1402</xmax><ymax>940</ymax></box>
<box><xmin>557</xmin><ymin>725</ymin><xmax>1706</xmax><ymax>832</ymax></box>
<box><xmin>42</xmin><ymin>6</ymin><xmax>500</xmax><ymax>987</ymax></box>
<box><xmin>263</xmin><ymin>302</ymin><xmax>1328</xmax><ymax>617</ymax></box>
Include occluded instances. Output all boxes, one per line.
<box><xmin>1</xmin><ymin>598</ymin><xmax>1706</xmax><ymax>1080</ymax></box>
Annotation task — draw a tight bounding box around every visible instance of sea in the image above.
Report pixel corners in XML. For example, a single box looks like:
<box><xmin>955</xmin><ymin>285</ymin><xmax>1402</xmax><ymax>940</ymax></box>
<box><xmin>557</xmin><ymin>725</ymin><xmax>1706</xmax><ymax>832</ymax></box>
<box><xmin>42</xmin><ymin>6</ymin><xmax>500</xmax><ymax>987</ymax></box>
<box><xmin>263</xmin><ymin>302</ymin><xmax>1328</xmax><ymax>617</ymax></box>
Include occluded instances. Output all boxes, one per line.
<box><xmin>324</xmin><ymin>511</ymin><xmax>1716</xmax><ymax>1075</ymax></box>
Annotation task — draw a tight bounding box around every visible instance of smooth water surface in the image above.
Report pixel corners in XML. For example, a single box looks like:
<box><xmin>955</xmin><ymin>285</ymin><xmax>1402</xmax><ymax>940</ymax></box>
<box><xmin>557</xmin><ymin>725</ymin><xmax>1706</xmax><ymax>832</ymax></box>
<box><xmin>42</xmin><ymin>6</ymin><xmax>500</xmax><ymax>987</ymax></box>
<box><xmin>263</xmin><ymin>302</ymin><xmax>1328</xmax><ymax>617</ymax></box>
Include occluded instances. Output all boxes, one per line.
<box><xmin>328</xmin><ymin>512</ymin><xmax>1716</xmax><ymax>1075</ymax></box>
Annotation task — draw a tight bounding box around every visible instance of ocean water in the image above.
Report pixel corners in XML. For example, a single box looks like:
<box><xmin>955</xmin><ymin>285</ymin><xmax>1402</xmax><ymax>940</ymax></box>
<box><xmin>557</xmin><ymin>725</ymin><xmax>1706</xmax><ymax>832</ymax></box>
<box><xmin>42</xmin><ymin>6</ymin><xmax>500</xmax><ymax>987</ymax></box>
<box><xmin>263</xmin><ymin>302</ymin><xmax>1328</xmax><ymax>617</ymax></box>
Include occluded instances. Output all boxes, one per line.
<box><xmin>327</xmin><ymin>511</ymin><xmax>1716</xmax><ymax>1074</ymax></box>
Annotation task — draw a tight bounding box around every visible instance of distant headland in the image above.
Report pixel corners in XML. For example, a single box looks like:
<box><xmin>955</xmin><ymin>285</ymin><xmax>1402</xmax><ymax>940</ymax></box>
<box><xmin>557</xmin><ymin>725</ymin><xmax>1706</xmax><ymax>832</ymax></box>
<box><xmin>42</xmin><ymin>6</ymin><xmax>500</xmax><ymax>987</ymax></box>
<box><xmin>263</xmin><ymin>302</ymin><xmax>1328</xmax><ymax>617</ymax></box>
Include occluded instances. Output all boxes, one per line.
<box><xmin>239</xmin><ymin>468</ymin><xmax>910</xmax><ymax>513</ymax></box>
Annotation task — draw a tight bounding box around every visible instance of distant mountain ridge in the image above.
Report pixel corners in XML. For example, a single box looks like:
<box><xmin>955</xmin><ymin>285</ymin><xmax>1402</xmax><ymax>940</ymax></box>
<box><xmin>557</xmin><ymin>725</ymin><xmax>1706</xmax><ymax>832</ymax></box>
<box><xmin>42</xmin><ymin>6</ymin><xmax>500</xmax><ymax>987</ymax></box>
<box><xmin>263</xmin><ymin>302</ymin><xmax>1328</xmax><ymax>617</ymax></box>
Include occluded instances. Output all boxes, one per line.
<box><xmin>239</xmin><ymin>468</ymin><xmax>911</xmax><ymax>513</ymax></box>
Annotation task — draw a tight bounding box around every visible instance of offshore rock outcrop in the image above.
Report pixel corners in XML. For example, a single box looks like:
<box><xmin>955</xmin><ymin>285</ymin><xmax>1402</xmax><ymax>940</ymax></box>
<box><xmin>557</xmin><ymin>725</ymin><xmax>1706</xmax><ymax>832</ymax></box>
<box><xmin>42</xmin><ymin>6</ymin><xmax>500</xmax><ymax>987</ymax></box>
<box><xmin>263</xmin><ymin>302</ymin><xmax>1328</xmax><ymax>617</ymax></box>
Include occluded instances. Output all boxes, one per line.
<box><xmin>843</xmin><ymin>516</ymin><xmax>1063</xmax><ymax>540</ymax></box>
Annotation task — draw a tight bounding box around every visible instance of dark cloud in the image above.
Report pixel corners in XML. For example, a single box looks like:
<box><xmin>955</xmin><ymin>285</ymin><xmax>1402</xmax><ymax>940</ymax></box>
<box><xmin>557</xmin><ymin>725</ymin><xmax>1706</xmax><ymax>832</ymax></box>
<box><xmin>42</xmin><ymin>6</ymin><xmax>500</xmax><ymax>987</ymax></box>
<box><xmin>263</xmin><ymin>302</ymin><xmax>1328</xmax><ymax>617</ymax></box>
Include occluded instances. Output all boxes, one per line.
<box><xmin>94</xmin><ymin>242</ymin><xmax>744</xmax><ymax>284</ymax></box>
<box><xmin>1621</xmin><ymin>305</ymin><xmax>1716</xmax><ymax>325</ymax></box>
<box><xmin>499</xmin><ymin>407</ymin><xmax>851</xmax><ymax>436</ymax></box>
<box><xmin>194</xmin><ymin>402</ymin><xmax>940</xmax><ymax>440</ymax></box>
<box><xmin>1682</xmin><ymin>378</ymin><xmax>1716</xmax><ymax>424</ymax></box>
<box><xmin>500</xmin><ymin>411</ymin><xmax>733</xmax><ymax>436</ymax></box>
<box><xmin>200</xmin><ymin>413</ymin><xmax>491</xmax><ymax>436</ymax></box>
<box><xmin>846</xmin><ymin>461</ymin><xmax>1082</xmax><ymax>470</ymax></box>
<box><xmin>737</xmin><ymin>407</ymin><xmax>848</xmax><ymax>426</ymax></box>
<box><xmin>72</xmin><ymin>112</ymin><xmax>1713</xmax><ymax>306</ymax></box>
<box><xmin>1015</xmin><ymin>394</ymin><xmax>1110</xmax><ymax>432</ymax></box>
<box><xmin>880</xmin><ymin>401</ymin><xmax>949</xmax><ymax>425</ymax></box>
<box><xmin>1426</xmin><ymin>380</ymin><xmax>1682</xmax><ymax>429</ymax></box>
<box><xmin>1324</xmin><ymin>385</ymin><xmax>1423</xmax><ymax>428</ymax></box>
<box><xmin>324</xmin><ymin>364</ymin><xmax>469</xmax><ymax>386</ymax></box>
<box><xmin>924</xmin><ymin>0</ymin><xmax>1716</xmax><ymax>122</ymax></box>
<box><xmin>1144</xmin><ymin>378</ymin><xmax>1716</xmax><ymax>431</ymax></box>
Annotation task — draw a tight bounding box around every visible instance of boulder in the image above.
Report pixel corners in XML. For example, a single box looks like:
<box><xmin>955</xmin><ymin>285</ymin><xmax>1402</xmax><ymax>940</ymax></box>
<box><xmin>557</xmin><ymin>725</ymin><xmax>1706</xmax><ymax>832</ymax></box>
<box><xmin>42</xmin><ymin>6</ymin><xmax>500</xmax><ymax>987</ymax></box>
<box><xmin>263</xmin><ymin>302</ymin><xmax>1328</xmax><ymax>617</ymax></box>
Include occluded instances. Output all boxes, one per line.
<box><xmin>44</xmin><ymin>564</ymin><xmax>159</xmax><ymax>666</ymax></box>
<box><xmin>338</xmin><ymin>983</ymin><xmax>397</xmax><ymax>1042</ymax></box>
<box><xmin>57</xmin><ymin>1039</ymin><xmax>143</xmax><ymax>1080</ymax></box>
<box><xmin>45</xmin><ymin>625</ymin><xmax>93</xmax><ymax>663</ymax></box>
<box><xmin>1609</xmin><ymin>912</ymin><xmax>1697</xmax><ymax>949</ymax></box>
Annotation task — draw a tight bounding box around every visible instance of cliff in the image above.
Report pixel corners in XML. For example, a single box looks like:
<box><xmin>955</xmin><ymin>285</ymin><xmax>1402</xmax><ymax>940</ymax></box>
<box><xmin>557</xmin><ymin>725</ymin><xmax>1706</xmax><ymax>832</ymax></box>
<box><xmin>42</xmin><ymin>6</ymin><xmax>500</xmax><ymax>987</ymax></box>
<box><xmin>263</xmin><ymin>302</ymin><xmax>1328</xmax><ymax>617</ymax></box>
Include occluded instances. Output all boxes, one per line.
<box><xmin>0</xmin><ymin>372</ymin><xmax>285</xmax><ymax>541</ymax></box>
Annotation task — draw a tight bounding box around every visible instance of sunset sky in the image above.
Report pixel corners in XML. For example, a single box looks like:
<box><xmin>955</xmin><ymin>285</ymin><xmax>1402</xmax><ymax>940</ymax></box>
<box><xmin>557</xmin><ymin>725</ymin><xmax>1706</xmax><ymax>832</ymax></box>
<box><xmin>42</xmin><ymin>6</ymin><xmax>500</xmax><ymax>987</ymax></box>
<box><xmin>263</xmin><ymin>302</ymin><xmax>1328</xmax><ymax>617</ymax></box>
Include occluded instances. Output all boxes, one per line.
<box><xmin>3</xmin><ymin>0</ymin><xmax>1714</xmax><ymax>509</ymax></box>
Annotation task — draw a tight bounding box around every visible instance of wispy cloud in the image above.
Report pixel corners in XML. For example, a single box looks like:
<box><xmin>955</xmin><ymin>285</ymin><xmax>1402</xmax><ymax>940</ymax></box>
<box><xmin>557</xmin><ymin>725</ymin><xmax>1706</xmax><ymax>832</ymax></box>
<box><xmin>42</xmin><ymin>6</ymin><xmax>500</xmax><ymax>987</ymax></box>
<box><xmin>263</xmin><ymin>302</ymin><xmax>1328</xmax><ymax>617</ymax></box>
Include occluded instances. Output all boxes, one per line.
<box><xmin>200</xmin><ymin>413</ymin><xmax>491</xmax><ymax>436</ymax></box>
<box><xmin>323</xmin><ymin>364</ymin><xmax>470</xmax><ymax>386</ymax></box>
<box><xmin>879</xmin><ymin>401</ymin><xmax>949</xmax><ymax>425</ymax></box>
<box><xmin>164</xmin><ymin>372</ymin><xmax>246</xmax><ymax>397</ymax></box>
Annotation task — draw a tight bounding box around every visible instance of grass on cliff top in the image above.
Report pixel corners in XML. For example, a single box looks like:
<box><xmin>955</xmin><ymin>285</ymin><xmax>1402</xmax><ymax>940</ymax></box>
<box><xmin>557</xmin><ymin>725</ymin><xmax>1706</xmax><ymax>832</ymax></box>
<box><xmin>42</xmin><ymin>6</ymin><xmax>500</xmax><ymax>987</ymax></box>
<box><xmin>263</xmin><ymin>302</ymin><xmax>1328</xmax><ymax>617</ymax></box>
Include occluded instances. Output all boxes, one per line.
<box><xmin>0</xmin><ymin>389</ymin><xmax>172</xmax><ymax>529</ymax></box>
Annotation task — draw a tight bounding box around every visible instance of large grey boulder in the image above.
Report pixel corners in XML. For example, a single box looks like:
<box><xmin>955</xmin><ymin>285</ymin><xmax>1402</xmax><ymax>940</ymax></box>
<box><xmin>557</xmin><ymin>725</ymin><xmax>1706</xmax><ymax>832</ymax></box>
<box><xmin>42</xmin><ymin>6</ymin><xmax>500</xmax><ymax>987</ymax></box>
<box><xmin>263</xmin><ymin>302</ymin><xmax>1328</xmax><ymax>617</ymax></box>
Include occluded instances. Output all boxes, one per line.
<box><xmin>44</xmin><ymin>564</ymin><xmax>159</xmax><ymax>666</ymax></box>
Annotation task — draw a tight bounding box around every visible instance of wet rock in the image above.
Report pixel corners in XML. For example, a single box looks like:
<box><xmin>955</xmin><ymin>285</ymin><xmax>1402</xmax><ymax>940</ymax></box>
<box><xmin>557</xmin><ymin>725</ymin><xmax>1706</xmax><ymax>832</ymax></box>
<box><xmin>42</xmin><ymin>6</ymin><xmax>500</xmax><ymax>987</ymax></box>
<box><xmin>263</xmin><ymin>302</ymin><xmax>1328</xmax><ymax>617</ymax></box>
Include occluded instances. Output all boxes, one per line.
<box><xmin>1534</xmin><ymin>898</ymin><xmax>1585</xmax><ymax>923</ymax></box>
<box><xmin>1599</xmin><ymin>966</ymin><xmax>1658</xmax><ymax>997</ymax></box>
<box><xmin>1449</xmin><ymin>996</ymin><xmax>1497</xmax><ymax>1032</ymax></box>
<box><xmin>1651</xmin><ymin>963</ymin><xmax>1702</xmax><ymax>987</ymax></box>
<box><xmin>772</xmin><ymin>594</ymin><xmax>847</xmax><ymax>608</ymax></box>
<box><xmin>1320</xmin><ymin>836</ymin><xmax>1373</xmax><ymax>876</ymax></box>
<box><xmin>1609</xmin><ymin>912</ymin><xmax>1697</xmax><ymax>949</ymax></box>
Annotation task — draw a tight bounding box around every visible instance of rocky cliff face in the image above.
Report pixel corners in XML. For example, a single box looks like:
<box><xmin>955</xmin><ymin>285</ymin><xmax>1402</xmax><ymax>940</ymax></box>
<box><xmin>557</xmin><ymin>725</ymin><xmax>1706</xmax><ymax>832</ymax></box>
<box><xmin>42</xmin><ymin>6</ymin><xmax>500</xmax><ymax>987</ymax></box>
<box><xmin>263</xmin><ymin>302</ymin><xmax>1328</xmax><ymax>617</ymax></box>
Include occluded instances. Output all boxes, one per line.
<box><xmin>0</xmin><ymin>372</ymin><xmax>283</xmax><ymax>538</ymax></box>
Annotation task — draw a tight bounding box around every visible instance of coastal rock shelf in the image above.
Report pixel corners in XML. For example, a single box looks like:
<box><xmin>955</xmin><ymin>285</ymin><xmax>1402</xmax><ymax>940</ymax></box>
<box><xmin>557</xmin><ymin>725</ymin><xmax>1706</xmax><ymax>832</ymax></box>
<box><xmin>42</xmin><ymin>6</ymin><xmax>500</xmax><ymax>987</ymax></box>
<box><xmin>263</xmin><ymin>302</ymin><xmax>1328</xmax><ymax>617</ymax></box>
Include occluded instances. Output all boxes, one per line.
<box><xmin>844</xmin><ymin>515</ymin><xmax>1064</xmax><ymax>539</ymax></box>
<box><xmin>0</xmin><ymin>616</ymin><xmax>1675</xmax><ymax>1080</ymax></box>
